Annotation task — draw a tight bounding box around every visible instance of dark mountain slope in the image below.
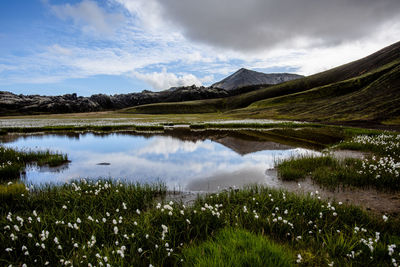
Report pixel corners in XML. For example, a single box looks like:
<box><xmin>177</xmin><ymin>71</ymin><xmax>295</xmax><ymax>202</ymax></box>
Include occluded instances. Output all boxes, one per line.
<box><xmin>211</xmin><ymin>68</ymin><xmax>303</xmax><ymax>90</ymax></box>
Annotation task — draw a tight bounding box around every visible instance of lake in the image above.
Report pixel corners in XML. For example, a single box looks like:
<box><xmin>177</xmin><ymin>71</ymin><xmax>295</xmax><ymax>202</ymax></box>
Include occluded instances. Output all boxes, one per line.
<box><xmin>1</xmin><ymin>129</ymin><xmax>318</xmax><ymax>191</ymax></box>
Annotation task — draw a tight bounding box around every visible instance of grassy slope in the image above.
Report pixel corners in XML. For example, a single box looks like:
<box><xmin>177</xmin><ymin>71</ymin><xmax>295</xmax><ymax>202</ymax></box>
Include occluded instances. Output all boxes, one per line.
<box><xmin>238</xmin><ymin>61</ymin><xmax>400</xmax><ymax>122</ymax></box>
<box><xmin>124</xmin><ymin>41</ymin><xmax>400</xmax><ymax>124</ymax></box>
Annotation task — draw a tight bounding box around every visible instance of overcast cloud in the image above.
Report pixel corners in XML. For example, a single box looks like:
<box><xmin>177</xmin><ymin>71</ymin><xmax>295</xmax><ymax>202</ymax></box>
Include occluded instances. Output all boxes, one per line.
<box><xmin>154</xmin><ymin>0</ymin><xmax>400</xmax><ymax>51</ymax></box>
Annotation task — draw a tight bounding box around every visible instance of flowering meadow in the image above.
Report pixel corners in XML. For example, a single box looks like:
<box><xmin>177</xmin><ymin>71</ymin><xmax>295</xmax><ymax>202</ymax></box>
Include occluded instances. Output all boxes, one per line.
<box><xmin>278</xmin><ymin>133</ymin><xmax>400</xmax><ymax>191</ymax></box>
<box><xmin>1</xmin><ymin>125</ymin><xmax>400</xmax><ymax>266</ymax></box>
<box><xmin>1</xmin><ymin>180</ymin><xmax>399</xmax><ymax>266</ymax></box>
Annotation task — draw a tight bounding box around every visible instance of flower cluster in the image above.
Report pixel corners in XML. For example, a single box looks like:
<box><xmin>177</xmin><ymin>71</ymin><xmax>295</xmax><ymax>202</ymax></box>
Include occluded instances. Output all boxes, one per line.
<box><xmin>359</xmin><ymin>155</ymin><xmax>400</xmax><ymax>180</ymax></box>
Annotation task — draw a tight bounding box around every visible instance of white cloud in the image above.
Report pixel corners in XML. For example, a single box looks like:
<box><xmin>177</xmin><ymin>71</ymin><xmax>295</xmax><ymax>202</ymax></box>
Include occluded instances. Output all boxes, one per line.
<box><xmin>50</xmin><ymin>0</ymin><xmax>124</xmax><ymax>35</ymax></box>
<box><xmin>114</xmin><ymin>0</ymin><xmax>165</xmax><ymax>31</ymax></box>
<box><xmin>138</xmin><ymin>136</ymin><xmax>214</xmax><ymax>157</ymax></box>
<box><xmin>133</xmin><ymin>68</ymin><xmax>214</xmax><ymax>90</ymax></box>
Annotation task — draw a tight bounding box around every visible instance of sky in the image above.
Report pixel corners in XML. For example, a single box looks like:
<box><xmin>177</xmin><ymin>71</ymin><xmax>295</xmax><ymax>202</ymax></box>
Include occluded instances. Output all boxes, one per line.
<box><xmin>0</xmin><ymin>0</ymin><xmax>399</xmax><ymax>96</ymax></box>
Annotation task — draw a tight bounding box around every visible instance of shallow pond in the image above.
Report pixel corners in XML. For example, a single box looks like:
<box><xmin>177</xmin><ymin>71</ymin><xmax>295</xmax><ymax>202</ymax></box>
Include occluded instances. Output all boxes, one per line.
<box><xmin>2</xmin><ymin>129</ymin><xmax>399</xmax><ymax>214</ymax></box>
<box><xmin>1</xmin><ymin>129</ymin><xmax>317</xmax><ymax>191</ymax></box>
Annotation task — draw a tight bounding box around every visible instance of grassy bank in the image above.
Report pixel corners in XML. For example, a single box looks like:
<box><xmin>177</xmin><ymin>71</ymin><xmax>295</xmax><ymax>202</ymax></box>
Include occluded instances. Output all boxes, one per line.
<box><xmin>0</xmin><ymin>124</ymin><xmax>164</xmax><ymax>135</ymax></box>
<box><xmin>1</xmin><ymin>180</ymin><xmax>399</xmax><ymax>266</ymax></box>
<box><xmin>277</xmin><ymin>133</ymin><xmax>400</xmax><ymax>191</ymax></box>
<box><xmin>277</xmin><ymin>156</ymin><xmax>400</xmax><ymax>191</ymax></box>
<box><xmin>0</xmin><ymin>146</ymin><xmax>68</xmax><ymax>181</ymax></box>
<box><xmin>189</xmin><ymin>122</ymin><xmax>314</xmax><ymax>129</ymax></box>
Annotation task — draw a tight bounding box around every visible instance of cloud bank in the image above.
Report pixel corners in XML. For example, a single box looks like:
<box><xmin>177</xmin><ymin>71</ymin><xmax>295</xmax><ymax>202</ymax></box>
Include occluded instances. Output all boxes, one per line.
<box><xmin>154</xmin><ymin>0</ymin><xmax>400</xmax><ymax>51</ymax></box>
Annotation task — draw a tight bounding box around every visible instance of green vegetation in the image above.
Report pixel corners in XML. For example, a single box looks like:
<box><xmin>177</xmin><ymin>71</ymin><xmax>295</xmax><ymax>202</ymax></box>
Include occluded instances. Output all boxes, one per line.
<box><xmin>0</xmin><ymin>146</ymin><xmax>68</xmax><ymax>180</ymax></box>
<box><xmin>123</xmin><ymin>100</ymin><xmax>224</xmax><ymax>114</ymax></box>
<box><xmin>0</xmin><ymin>124</ymin><xmax>165</xmax><ymax>135</ymax></box>
<box><xmin>190</xmin><ymin>122</ymin><xmax>313</xmax><ymax>129</ymax></box>
<box><xmin>1</xmin><ymin>180</ymin><xmax>399</xmax><ymax>266</ymax></box>
<box><xmin>277</xmin><ymin>156</ymin><xmax>400</xmax><ymax>190</ymax></box>
<box><xmin>242</xmin><ymin>61</ymin><xmax>400</xmax><ymax>123</ymax></box>
<box><xmin>182</xmin><ymin>227</ymin><xmax>294</xmax><ymax>267</ymax></box>
<box><xmin>277</xmin><ymin>133</ymin><xmax>400</xmax><ymax>191</ymax></box>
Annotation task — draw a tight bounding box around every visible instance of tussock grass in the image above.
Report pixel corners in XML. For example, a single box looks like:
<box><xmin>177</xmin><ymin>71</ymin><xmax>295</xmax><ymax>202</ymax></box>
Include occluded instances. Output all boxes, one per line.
<box><xmin>277</xmin><ymin>155</ymin><xmax>400</xmax><ymax>191</ymax></box>
<box><xmin>0</xmin><ymin>183</ymin><xmax>27</xmax><ymax>202</ymax></box>
<box><xmin>277</xmin><ymin>132</ymin><xmax>400</xmax><ymax>191</ymax></box>
<box><xmin>182</xmin><ymin>227</ymin><xmax>294</xmax><ymax>267</ymax></box>
<box><xmin>1</xmin><ymin>181</ymin><xmax>399</xmax><ymax>266</ymax></box>
<box><xmin>0</xmin><ymin>146</ymin><xmax>68</xmax><ymax>180</ymax></box>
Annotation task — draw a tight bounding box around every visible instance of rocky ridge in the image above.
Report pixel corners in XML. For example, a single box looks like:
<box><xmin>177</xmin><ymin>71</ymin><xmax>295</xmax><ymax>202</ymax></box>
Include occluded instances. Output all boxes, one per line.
<box><xmin>0</xmin><ymin>69</ymin><xmax>303</xmax><ymax>115</ymax></box>
<box><xmin>211</xmin><ymin>68</ymin><xmax>303</xmax><ymax>91</ymax></box>
<box><xmin>0</xmin><ymin>85</ymin><xmax>229</xmax><ymax>115</ymax></box>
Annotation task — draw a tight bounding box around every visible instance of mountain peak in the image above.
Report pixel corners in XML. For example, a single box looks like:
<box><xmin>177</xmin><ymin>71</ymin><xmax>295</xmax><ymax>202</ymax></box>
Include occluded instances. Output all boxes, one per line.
<box><xmin>237</xmin><ymin>67</ymin><xmax>250</xmax><ymax>72</ymax></box>
<box><xmin>212</xmin><ymin>68</ymin><xmax>303</xmax><ymax>91</ymax></box>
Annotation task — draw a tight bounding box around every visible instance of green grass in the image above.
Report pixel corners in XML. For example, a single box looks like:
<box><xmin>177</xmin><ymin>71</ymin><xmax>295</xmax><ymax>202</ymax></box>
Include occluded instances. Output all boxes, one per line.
<box><xmin>240</xmin><ymin>61</ymin><xmax>400</xmax><ymax>123</ymax></box>
<box><xmin>0</xmin><ymin>183</ymin><xmax>27</xmax><ymax>201</ymax></box>
<box><xmin>0</xmin><ymin>146</ymin><xmax>68</xmax><ymax>180</ymax></box>
<box><xmin>276</xmin><ymin>132</ymin><xmax>400</xmax><ymax>191</ymax></box>
<box><xmin>182</xmin><ymin>227</ymin><xmax>294</xmax><ymax>267</ymax></box>
<box><xmin>1</xmin><ymin>181</ymin><xmax>399</xmax><ymax>266</ymax></box>
<box><xmin>0</xmin><ymin>124</ymin><xmax>165</xmax><ymax>135</ymax></box>
<box><xmin>189</xmin><ymin>122</ymin><xmax>314</xmax><ymax>129</ymax></box>
<box><xmin>276</xmin><ymin>156</ymin><xmax>376</xmax><ymax>190</ymax></box>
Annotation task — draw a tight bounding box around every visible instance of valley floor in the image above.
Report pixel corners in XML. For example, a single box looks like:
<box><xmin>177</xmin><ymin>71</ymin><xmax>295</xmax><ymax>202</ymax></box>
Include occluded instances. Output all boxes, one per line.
<box><xmin>1</xmin><ymin>115</ymin><xmax>400</xmax><ymax>266</ymax></box>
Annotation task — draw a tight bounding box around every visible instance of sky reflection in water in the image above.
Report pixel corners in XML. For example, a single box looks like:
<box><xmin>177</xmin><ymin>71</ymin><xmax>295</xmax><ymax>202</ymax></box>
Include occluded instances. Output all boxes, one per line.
<box><xmin>2</xmin><ymin>132</ymin><xmax>317</xmax><ymax>191</ymax></box>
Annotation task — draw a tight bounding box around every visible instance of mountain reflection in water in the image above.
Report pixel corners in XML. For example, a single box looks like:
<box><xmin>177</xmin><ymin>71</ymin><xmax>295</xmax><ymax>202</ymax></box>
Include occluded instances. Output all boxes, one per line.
<box><xmin>1</xmin><ymin>129</ymin><xmax>318</xmax><ymax>191</ymax></box>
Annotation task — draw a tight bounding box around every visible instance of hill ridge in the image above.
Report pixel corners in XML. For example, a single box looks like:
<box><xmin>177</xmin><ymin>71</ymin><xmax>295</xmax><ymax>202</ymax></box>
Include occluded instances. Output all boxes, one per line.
<box><xmin>211</xmin><ymin>68</ymin><xmax>303</xmax><ymax>91</ymax></box>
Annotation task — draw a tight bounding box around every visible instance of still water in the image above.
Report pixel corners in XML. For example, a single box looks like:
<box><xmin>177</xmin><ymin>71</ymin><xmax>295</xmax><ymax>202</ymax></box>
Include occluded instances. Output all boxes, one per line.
<box><xmin>1</xmin><ymin>130</ymin><xmax>318</xmax><ymax>191</ymax></box>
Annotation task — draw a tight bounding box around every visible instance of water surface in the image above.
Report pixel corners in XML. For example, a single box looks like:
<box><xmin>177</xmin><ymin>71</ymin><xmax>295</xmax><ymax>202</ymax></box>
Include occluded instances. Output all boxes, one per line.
<box><xmin>1</xmin><ymin>130</ymin><xmax>317</xmax><ymax>191</ymax></box>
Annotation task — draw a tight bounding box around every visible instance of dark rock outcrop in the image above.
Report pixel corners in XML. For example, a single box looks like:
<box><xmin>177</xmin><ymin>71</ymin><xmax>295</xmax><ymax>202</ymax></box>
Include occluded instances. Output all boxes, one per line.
<box><xmin>0</xmin><ymin>86</ymin><xmax>230</xmax><ymax>115</ymax></box>
<box><xmin>211</xmin><ymin>68</ymin><xmax>303</xmax><ymax>91</ymax></box>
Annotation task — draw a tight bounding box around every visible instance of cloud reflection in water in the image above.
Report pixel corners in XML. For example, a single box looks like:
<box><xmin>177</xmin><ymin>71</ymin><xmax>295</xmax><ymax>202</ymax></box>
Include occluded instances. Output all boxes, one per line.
<box><xmin>3</xmin><ymin>133</ymin><xmax>318</xmax><ymax>191</ymax></box>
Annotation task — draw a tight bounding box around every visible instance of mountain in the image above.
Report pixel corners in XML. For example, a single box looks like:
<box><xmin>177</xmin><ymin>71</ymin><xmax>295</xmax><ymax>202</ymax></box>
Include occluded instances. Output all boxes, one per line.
<box><xmin>127</xmin><ymin>41</ymin><xmax>400</xmax><ymax>125</ymax></box>
<box><xmin>211</xmin><ymin>68</ymin><xmax>303</xmax><ymax>91</ymax></box>
<box><xmin>0</xmin><ymin>69</ymin><xmax>302</xmax><ymax>115</ymax></box>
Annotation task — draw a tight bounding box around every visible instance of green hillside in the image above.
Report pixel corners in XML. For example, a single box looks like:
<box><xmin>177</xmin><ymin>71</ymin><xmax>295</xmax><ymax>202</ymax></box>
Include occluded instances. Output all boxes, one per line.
<box><xmin>123</xmin><ymin>41</ymin><xmax>400</xmax><ymax>124</ymax></box>
<box><xmin>238</xmin><ymin>60</ymin><xmax>400</xmax><ymax>122</ymax></box>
